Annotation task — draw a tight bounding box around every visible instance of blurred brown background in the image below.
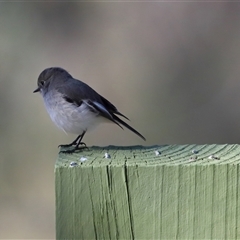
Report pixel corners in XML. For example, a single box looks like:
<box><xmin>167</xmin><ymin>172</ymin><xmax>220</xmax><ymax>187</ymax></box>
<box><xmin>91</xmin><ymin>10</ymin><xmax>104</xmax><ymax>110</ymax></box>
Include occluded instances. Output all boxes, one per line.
<box><xmin>1</xmin><ymin>2</ymin><xmax>240</xmax><ymax>238</ymax></box>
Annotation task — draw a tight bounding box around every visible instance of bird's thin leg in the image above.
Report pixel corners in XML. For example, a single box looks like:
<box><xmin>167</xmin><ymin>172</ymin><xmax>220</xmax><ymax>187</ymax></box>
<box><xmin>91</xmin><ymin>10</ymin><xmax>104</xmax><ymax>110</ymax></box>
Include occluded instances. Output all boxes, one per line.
<box><xmin>60</xmin><ymin>131</ymin><xmax>87</xmax><ymax>153</ymax></box>
<box><xmin>75</xmin><ymin>131</ymin><xmax>87</xmax><ymax>149</ymax></box>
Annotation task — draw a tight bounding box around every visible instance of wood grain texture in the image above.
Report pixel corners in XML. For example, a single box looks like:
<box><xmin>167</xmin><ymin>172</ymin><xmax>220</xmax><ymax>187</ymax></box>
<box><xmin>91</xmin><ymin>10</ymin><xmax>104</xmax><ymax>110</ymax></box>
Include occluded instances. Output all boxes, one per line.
<box><xmin>55</xmin><ymin>144</ymin><xmax>240</xmax><ymax>239</ymax></box>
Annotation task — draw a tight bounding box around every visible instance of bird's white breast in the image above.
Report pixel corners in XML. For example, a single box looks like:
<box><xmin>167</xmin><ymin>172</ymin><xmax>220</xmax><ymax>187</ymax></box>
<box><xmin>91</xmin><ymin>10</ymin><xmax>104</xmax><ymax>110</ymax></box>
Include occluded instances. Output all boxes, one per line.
<box><xmin>42</xmin><ymin>90</ymin><xmax>103</xmax><ymax>134</ymax></box>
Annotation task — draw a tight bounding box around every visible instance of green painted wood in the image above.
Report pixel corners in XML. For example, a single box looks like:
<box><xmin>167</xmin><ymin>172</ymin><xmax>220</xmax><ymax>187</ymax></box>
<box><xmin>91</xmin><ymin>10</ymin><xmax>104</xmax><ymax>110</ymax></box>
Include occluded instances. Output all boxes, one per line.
<box><xmin>55</xmin><ymin>144</ymin><xmax>240</xmax><ymax>239</ymax></box>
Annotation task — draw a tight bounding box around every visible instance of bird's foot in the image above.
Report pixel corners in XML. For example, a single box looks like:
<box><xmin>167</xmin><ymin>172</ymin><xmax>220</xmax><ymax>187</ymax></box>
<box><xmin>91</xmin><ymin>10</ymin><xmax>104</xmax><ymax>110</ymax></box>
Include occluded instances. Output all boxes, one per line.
<box><xmin>58</xmin><ymin>141</ymin><xmax>87</xmax><ymax>148</ymax></box>
<box><xmin>59</xmin><ymin>143</ymin><xmax>88</xmax><ymax>154</ymax></box>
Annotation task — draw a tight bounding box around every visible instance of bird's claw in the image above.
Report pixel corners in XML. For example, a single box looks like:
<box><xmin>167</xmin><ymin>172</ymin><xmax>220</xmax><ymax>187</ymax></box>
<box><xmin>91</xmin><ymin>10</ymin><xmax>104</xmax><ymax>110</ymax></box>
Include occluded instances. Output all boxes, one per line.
<box><xmin>60</xmin><ymin>145</ymin><xmax>89</xmax><ymax>154</ymax></box>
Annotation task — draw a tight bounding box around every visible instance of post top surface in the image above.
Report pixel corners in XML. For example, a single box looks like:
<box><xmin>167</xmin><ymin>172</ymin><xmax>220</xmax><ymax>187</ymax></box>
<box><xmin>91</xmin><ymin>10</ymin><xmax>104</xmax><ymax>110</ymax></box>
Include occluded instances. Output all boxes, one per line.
<box><xmin>56</xmin><ymin>144</ymin><xmax>240</xmax><ymax>168</ymax></box>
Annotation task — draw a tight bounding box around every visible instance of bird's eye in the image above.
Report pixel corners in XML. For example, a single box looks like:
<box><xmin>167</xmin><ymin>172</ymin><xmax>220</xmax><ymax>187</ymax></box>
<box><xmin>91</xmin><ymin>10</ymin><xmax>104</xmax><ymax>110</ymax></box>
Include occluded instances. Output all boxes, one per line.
<box><xmin>40</xmin><ymin>80</ymin><xmax>45</xmax><ymax>86</ymax></box>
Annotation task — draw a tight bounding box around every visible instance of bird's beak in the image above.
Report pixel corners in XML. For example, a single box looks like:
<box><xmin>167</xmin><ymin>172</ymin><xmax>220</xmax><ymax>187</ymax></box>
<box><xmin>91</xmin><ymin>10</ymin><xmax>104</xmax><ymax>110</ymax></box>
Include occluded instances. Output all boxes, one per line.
<box><xmin>33</xmin><ymin>87</ymin><xmax>40</xmax><ymax>93</ymax></box>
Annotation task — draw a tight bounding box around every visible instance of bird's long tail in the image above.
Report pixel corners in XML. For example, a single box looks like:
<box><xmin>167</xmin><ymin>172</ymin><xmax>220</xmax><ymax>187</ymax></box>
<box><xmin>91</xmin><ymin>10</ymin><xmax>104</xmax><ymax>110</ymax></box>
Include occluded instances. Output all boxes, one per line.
<box><xmin>113</xmin><ymin>114</ymin><xmax>146</xmax><ymax>141</ymax></box>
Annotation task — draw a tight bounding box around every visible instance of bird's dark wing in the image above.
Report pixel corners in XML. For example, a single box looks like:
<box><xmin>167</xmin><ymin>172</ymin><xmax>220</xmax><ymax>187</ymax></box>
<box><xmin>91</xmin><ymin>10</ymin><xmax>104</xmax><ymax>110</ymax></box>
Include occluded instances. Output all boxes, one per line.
<box><xmin>56</xmin><ymin>78</ymin><xmax>101</xmax><ymax>105</ymax></box>
<box><xmin>56</xmin><ymin>79</ymin><xmax>123</xmax><ymax>127</ymax></box>
<box><xmin>57</xmin><ymin>78</ymin><xmax>128</xmax><ymax>118</ymax></box>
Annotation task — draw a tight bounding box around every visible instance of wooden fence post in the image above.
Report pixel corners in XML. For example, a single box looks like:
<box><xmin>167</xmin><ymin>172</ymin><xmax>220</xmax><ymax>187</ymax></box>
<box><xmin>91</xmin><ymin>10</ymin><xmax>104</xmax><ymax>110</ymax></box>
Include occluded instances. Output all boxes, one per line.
<box><xmin>55</xmin><ymin>144</ymin><xmax>240</xmax><ymax>239</ymax></box>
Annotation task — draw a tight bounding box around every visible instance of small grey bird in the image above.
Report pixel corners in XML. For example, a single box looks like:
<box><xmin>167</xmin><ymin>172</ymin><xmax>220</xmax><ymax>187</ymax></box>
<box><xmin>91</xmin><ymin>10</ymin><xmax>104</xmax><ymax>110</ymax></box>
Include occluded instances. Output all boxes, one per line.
<box><xmin>34</xmin><ymin>67</ymin><xmax>146</xmax><ymax>153</ymax></box>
